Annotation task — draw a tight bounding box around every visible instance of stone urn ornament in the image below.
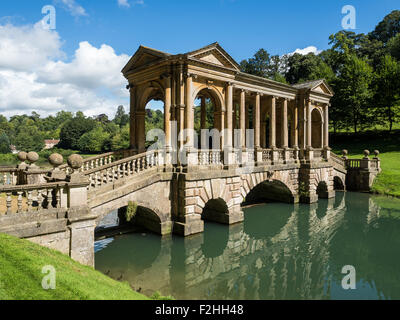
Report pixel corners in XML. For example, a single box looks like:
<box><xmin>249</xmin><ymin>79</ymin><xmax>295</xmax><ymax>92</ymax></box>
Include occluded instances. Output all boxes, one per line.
<box><xmin>373</xmin><ymin>150</ymin><xmax>380</xmax><ymax>159</ymax></box>
<box><xmin>342</xmin><ymin>149</ymin><xmax>348</xmax><ymax>160</ymax></box>
<box><xmin>26</xmin><ymin>151</ymin><xmax>39</xmax><ymax>169</ymax></box>
<box><xmin>47</xmin><ymin>153</ymin><xmax>66</xmax><ymax>181</ymax></box>
<box><xmin>363</xmin><ymin>150</ymin><xmax>370</xmax><ymax>159</ymax></box>
<box><xmin>17</xmin><ymin>151</ymin><xmax>28</xmax><ymax>170</ymax></box>
<box><xmin>67</xmin><ymin>154</ymin><xmax>87</xmax><ymax>183</ymax></box>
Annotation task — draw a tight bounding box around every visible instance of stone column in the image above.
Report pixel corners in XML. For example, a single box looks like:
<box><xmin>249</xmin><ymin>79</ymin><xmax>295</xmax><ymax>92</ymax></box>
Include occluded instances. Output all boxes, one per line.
<box><xmin>185</xmin><ymin>74</ymin><xmax>194</xmax><ymax>147</ymax></box>
<box><xmin>129</xmin><ymin>85</ymin><xmax>136</xmax><ymax>149</ymax></box>
<box><xmin>324</xmin><ymin>104</ymin><xmax>329</xmax><ymax>148</ymax></box>
<box><xmin>323</xmin><ymin>103</ymin><xmax>331</xmax><ymax>160</ymax></box>
<box><xmin>254</xmin><ymin>93</ymin><xmax>262</xmax><ymax>163</ymax></box>
<box><xmin>293</xmin><ymin>100</ymin><xmax>299</xmax><ymax>148</ymax></box>
<box><xmin>240</xmin><ymin>90</ymin><xmax>246</xmax><ymax>148</ymax></box>
<box><xmin>164</xmin><ymin>76</ymin><xmax>172</xmax><ymax>148</ymax></box>
<box><xmin>225</xmin><ymin>83</ymin><xmax>233</xmax><ymax>148</ymax></box>
<box><xmin>281</xmin><ymin>98</ymin><xmax>288</xmax><ymax>148</ymax></box>
<box><xmin>136</xmin><ymin>110</ymin><xmax>146</xmax><ymax>153</ymax></box>
<box><xmin>269</xmin><ymin>96</ymin><xmax>276</xmax><ymax>148</ymax></box>
<box><xmin>306</xmin><ymin>99</ymin><xmax>312</xmax><ymax>148</ymax></box>
<box><xmin>306</xmin><ymin>99</ymin><xmax>313</xmax><ymax>161</ymax></box>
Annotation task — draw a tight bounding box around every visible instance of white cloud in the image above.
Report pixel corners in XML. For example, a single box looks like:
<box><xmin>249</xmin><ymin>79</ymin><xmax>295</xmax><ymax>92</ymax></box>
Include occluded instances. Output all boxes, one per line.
<box><xmin>59</xmin><ymin>0</ymin><xmax>87</xmax><ymax>17</ymax></box>
<box><xmin>290</xmin><ymin>46</ymin><xmax>321</xmax><ymax>56</ymax></box>
<box><xmin>118</xmin><ymin>0</ymin><xmax>130</xmax><ymax>8</ymax></box>
<box><xmin>0</xmin><ymin>22</ymin><xmax>130</xmax><ymax>118</ymax></box>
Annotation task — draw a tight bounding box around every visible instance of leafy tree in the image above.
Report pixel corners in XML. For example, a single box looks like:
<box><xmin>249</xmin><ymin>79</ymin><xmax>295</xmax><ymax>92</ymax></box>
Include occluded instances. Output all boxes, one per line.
<box><xmin>331</xmin><ymin>55</ymin><xmax>373</xmax><ymax>133</ymax></box>
<box><xmin>113</xmin><ymin>105</ymin><xmax>130</xmax><ymax>128</ymax></box>
<box><xmin>372</xmin><ymin>55</ymin><xmax>400</xmax><ymax>131</ymax></box>
<box><xmin>14</xmin><ymin>126</ymin><xmax>45</xmax><ymax>152</ymax></box>
<box><xmin>78</xmin><ymin>126</ymin><xmax>110</xmax><ymax>153</ymax></box>
<box><xmin>111</xmin><ymin>124</ymin><xmax>130</xmax><ymax>150</ymax></box>
<box><xmin>0</xmin><ymin>133</ymin><xmax>11</xmax><ymax>154</ymax></box>
<box><xmin>370</xmin><ymin>10</ymin><xmax>400</xmax><ymax>44</ymax></box>
<box><xmin>285</xmin><ymin>53</ymin><xmax>335</xmax><ymax>84</ymax></box>
<box><xmin>59</xmin><ymin>116</ymin><xmax>96</xmax><ymax>150</ymax></box>
<box><xmin>388</xmin><ymin>34</ymin><xmax>400</xmax><ymax>61</ymax></box>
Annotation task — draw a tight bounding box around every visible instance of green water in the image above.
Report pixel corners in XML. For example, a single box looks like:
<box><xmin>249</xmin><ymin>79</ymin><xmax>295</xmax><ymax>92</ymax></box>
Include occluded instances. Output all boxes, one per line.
<box><xmin>95</xmin><ymin>192</ymin><xmax>400</xmax><ymax>300</ymax></box>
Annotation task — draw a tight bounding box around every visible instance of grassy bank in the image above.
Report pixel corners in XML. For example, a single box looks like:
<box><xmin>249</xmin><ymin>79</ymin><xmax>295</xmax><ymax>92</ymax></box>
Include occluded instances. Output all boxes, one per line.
<box><xmin>0</xmin><ymin>233</ymin><xmax>149</xmax><ymax>300</ymax></box>
<box><xmin>331</xmin><ymin>130</ymin><xmax>400</xmax><ymax>198</ymax></box>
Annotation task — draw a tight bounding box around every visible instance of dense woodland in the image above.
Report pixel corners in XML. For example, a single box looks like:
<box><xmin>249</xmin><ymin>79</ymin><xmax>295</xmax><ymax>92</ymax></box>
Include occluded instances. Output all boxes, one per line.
<box><xmin>0</xmin><ymin>10</ymin><xmax>399</xmax><ymax>156</ymax></box>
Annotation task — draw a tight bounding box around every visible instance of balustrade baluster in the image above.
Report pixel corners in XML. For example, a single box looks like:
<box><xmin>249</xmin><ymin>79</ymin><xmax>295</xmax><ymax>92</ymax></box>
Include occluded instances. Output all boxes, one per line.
<box><xmin>27</xmin><ymin>191</ymin><xmax>33</xmax><ymax>211</ymax></box>
<box><xmin>17</xmin><ymin>191</ymin><xmax>23</xmax><ymax>213</ymax></box>
<box><xmin>6</xmin><ymin>192</ymin><xmax>12</xmax><ymax>214</ymax></box>
<box><xmin>47</xmin><ymin>188</ymin><xmax>53</xmax><ymax>209</ymax></box>
<box><xmin>37</xmin><ymin>191</ymin><xmax>44</xmax><ymax>210</ymax></box>
<box><xmin>56</xmin><ymin>188</ymin><xmax>61</xmax><ymax>208</ymax></box>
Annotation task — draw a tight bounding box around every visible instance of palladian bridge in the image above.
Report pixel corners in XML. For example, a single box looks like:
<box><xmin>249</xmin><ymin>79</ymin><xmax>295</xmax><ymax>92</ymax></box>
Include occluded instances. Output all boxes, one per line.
<box><xmin>0</xmin><ymin>43</ymin><xmax>381</xmax><ymax>266</ymax></box>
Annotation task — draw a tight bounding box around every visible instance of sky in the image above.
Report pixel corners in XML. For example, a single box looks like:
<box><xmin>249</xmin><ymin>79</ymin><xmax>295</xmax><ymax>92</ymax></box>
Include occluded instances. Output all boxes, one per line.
<box><xmin>0</xmin><ymin>0</ymin><xmax>398</xmax><ymax>118</ymax></box>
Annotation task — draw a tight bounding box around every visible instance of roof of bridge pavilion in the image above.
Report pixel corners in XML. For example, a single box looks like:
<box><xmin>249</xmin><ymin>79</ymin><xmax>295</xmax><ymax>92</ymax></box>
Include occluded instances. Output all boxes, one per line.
<box><xmin>121</xmin><ymin>43</ymin><xmax>332</xmax><ymax>97</ymax></box>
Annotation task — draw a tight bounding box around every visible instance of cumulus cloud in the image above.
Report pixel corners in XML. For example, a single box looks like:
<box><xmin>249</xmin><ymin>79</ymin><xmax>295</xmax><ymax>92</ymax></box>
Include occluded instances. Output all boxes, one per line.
<box><xmin>118</xmin><ymin>0</ymin><xmax>130</xmax><ymax>8</ymax></box>
<box><xmin>58</xmin><ymin>0</ymin><xmax>87</xmax><ymax>17</ymax></box>
<box><xmin>290</xmin><ymin>46</ymin><xmax>321</xmax><ymax>56</ymax></box>
<box><xmin>0</xmin><ymin>22</ymin><xmax>130</xmax><ymax>118</ymax></box>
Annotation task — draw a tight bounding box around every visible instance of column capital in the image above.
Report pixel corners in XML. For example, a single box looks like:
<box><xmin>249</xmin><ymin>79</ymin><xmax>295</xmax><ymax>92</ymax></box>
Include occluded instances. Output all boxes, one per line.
<box><xmin>226</xmin><ymin>81</ymin><xmax>234</xmax><ymax>87</ymax></box>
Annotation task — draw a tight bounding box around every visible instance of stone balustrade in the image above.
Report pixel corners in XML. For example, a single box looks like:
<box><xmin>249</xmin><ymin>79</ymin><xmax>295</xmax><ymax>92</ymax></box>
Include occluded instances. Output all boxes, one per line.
<box><xmin>198</xmin><ymin>150</ymin><xmax>223</xmax><ymax>166</ymax></box>
<box><xmin>0</xmin><ymin>168</ymin><xmax>19</xmax><ymax>186</ymax></box>
<box><xmin>85</xmin><ymin>150</ymin><xmax>160</xmax><ymax>190</ymax></box>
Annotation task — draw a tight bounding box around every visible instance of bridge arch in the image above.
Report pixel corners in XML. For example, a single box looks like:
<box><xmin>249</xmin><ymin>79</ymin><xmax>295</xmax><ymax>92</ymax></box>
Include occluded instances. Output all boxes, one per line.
<box><xmin>239</xmin><ymin>171</ymin><xmax>298</xmax><ymax>206</ymax></box>
<box><xmin>333</xmin><ymin>176</ymin><xmax>345</xmax><ymax>191</ymax></box>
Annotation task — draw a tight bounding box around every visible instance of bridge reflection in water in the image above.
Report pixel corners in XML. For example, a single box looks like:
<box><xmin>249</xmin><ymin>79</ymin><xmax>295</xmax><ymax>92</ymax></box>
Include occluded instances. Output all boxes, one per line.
<box><xmin>95</xmin><ymin>192</ymin><xmax>400</xmax><ymax>300</ymax></box>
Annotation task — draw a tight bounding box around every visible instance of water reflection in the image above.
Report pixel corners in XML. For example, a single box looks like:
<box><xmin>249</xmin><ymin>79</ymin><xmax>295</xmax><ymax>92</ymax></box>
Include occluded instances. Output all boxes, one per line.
<box><xmin>95</xmin><ymin>192</ymin><xmax>400</xmax><ymax>300</ymax></box>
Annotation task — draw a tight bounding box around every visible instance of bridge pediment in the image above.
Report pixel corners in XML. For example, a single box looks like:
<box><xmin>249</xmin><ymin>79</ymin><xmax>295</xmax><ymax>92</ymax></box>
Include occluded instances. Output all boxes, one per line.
<box><xmin>122</xmin><ymin>46</ymin><xmax>170</xmax><ymax>74</ymax></box>
<box><xmin>186</xmin><ymin>42</ymin><xmax>240</xmax><ymax>71</ymax></box>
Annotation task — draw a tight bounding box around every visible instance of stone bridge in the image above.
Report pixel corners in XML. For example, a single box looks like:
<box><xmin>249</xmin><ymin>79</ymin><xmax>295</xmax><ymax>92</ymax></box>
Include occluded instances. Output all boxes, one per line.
<box><xmin>0</xmin><ymin>147</ymin><xmax>380</xmax><ymax>266</ymax></box>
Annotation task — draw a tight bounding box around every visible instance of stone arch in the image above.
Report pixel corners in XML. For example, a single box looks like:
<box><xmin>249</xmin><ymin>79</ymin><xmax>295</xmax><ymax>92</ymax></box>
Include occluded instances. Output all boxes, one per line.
<box><xmin>333</xmin><ymin>176</ymin><xmax>345</xmax><ymax>191</ymax></box>
<box><xmin>311</xmin><ymin>108</ymin><xmax>323</xmax><ymax>149</ymax></box>
<box><xmin>192</xmin><ymin>84</ymin><xmax>225</xmax><ymax>112</ymax></box>
<box><xmin>240</xmin><ymin>171</ymin><xmax>298</xmax><ymax>205</ymax></box>
<box><xmin>138</xmin><ymin>81</ymin><xmax>165</xmax><ymax>110</ymax></box>
<box><xmin>93</xmin><ymin>184</ymin><xmax>172</xmax><ymax>236</ymax></box>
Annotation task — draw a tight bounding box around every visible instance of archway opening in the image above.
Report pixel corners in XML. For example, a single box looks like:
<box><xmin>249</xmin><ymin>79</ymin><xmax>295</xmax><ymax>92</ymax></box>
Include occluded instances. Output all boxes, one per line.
<box><xmin>202</xmin><ymin>198</ymin><xmax>229</xmax><ymax>223</ymax></box>
<box><xmin>144</xmin><ymin>98</ymin><xmax>165</xmax><ymax>150</ymax></box>
<box><xmin>311</xmin><ymin>109</ymin><xmax>323</xmax><ymax>149</ymax></box>
<box><xmin>194</xmin><ymin>88</ymin><xmax>223</xmax><ymax>150</ymax></box>
<box><xmin>334</xmin><ymin>176</ymin><xmax>345</xmax><ymax>191</ymax></box>
<box><xmin>316</xmin><ymin>181</ymin><xmax>329</xmax><ymax>199</ymax></box>
<box><xmin>244</xmin><ymin>180</ymin><xmax>294</xmax><ymax>205</ymax></box>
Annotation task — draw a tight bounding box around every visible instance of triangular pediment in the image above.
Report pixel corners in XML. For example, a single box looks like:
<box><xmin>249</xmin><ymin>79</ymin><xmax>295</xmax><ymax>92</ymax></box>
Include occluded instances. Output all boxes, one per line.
<box><xmin>122</xmin><ymin>46</ymin><xmax>170</xmax><ymax>74</ymax></box>
<box><xmin>293</xmin><ymin>79</ymin><xmax>334</xmax><ymax>96</ymax></box>
<box><xmin>187</xmin><ymin>43</ymin><xmax>240</xmax><ymax>71</ymax></box>
<box><xmin>311</xmin><ymin>81</ymin><xmax>334</xmax><ymax>95</ymax></box>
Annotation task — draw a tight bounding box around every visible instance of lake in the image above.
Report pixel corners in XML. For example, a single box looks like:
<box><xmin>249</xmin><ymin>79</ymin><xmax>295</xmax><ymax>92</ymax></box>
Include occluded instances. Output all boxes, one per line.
<box><xmin>95</xmin><ymin>192</ymin><xmax>400</xmax><ymax>300</ymax></box>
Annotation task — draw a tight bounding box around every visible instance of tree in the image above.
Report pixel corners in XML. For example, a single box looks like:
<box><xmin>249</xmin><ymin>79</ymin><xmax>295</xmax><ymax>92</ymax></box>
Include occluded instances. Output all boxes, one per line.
<box><xmin>113</xmin><ymin>105</ymin><xmax>129</xmax><ymax>127</ymax></box>
<box><xmin>373</xmin><ymin>55</ymin><xmax>400</xmax><ymax>131</ymax></box>
<box><xmin>0</xmin><ymin>133</ymin><xmax>11</xmax><ymax>154</ymax></box>
<box><xmin>388</xmin><ymin>33</ymin><xmax>400</xmax><ymax>61</ymax></box>
<box><xmin>331</xmin><ymin>55</ymin><xmax>373</xmax><ymax>133</ymax></box>
<box><xmin>285</xmin><ymin>53</ymin><xmax>335</xmax><ymax>84</ymax></box>
<box><xmin>59</xmin><ymin>116</ymin><xmax>96</xmax><ymax>150</ymax></box>
<box><xmin>370</xmin><ymin>10</ymin><xmax>400</xmax><ymax>44</ymax></box>
<box><xmin>78</xmin><ymin>126</ymin><xmax>110</xmax><ymax>153</ymax></box>
<box><xmin>14</xmin><ymin>126</ymin><xmax>45</xmax><ymax>152</ymax></box>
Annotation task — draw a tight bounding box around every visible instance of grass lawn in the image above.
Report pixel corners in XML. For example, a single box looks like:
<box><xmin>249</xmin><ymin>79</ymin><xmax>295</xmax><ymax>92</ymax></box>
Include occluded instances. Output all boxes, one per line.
<box><xmin>331</xmin><ymin>130</ymin><xmax>400</xmax><ymax>198</ymax></box>
<box><xmin>0</xmin><ymin>233</ymin><xmax>149</xmax><ymax>300</ymax></box>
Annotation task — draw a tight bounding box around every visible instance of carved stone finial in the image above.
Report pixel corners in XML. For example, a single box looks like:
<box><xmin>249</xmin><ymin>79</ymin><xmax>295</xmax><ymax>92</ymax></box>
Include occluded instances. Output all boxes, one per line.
<box><xmin>67</xmin><ymin>154</ymin><xmax>83</xmax><ymax>171</ymax></box>
<box><xmin>17</xmin><ymin>151</ymin><xmax>27</xmax><ymax>162</ymax></box>
<box><xmin>26</xmin><ymin>152</ymin><xmax>39</xmax><ymax>169</ymax></box>
<box><xmin>47</xmin><ymin>153</ymin><xmax>66</xmax><ymax>182</ymax></box>
<box><xmin>363</xmin><ymin>150</ymin><xmax>370</xmax><ymax>159</ymax></box>
<box><xmin>374</xmin><ymin>150</ymin><xmax>380</xmax><ymax>158</ymax></box>
<box><xmin>342</xmin><ymin>149</ymin><xmax>348</xmax><ymax>159</ymax></box>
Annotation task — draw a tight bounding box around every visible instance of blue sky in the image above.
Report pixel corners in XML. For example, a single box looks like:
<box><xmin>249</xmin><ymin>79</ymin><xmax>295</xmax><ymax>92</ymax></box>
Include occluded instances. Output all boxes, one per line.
<box><xmin>0</xmin><ymin>0</ymin><xmax>398</xmax><ymax>117</ymax></box>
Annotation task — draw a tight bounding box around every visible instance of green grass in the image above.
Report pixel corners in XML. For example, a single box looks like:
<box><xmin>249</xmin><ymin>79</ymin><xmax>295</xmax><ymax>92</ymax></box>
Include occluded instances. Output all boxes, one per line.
<box><xmin>0</xmin><ymin>233</ymin><xmax>149</xmax><ymax>300</ymax></box>
<box><xmin>331</xmin><ymin>130</ymin><xmax>400</xmax><ymax>198</ymax></box>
